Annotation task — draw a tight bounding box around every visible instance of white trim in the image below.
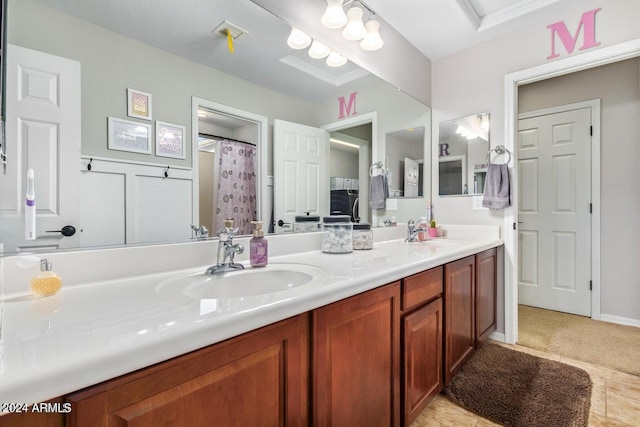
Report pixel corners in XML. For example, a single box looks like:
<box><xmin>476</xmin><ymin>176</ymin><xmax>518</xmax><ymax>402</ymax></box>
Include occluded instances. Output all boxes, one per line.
<box><xmin>517</xmin><ymin>99</ymin><xmax>601</xmax><ymax>321</ymax></box>
<box><xmin>599</xmin><ymin>314</ymin><xmax>640</xmax><ymax>328</ymax></box>
<box><xmin>503</xmin><ymin>39</ymin><xmax>640</xmax><ymax>344</ymax></box>
<box><xmin>191</xmin><ymin>97</ymin><xmax>269</xmax><ymax>230</ymax></box>
<box><xmin>489</xmin><ymin>331</ymin><xmax>506</xmax><ymax>343</ymax></box>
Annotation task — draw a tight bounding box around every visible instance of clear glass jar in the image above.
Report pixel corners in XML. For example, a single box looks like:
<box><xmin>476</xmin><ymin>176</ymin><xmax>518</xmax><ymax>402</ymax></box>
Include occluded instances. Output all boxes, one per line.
<box><xmin>294</xmin><ymin>214</ymin><xmax>320</xmax><ymax>233</ymax></box>
<box><xmin>352</xmin><ymin>223</ymin><xmax>373</xmax><ymax>250</ymax></box>
<box><xmin>321</xmin><ymin>215</ymin><xmax>352</xmax><ymax>253</ymax></box>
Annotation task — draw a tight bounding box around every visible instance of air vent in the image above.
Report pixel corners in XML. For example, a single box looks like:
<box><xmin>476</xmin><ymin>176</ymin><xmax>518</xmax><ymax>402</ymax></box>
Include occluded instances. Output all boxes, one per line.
<box><xmin>212</xmin><ymin>21</ymin><xmax>248</xmax><ymax>40</ymax></box>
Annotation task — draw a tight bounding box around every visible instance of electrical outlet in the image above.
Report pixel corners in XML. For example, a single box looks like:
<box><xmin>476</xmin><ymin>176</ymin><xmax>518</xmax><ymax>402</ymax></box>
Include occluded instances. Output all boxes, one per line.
<box><xmin>385</xmin><ymin>198</ymin><xmax>398</xmax><ymax>210</ymax></box>
<box><xmin>472</xmin><ymin>195</ymin><xmax>488</xmax><ymax>210</ymax></box>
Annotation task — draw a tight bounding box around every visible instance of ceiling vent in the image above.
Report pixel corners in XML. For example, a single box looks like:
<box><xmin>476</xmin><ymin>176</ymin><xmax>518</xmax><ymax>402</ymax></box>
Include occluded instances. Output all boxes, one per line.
<box><xmin>212</xmin><ymin>21</ymin><xmax>248</xmax><ymax>40</ymax></box>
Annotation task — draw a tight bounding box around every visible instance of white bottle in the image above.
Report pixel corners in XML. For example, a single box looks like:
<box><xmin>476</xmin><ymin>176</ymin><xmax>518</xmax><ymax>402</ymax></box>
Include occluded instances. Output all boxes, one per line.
<box><xmin>25</xmin><ymin>169</ymin><xmax>36</xmax><ymax>240</ymax></box>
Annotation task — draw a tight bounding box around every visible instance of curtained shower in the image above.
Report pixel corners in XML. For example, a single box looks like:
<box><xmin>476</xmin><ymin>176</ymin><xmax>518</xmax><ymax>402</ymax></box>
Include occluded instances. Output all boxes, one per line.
<box><xmin>213</xmin><ymin>138</ymin><xmax>257</xmax><ymax>235</ymax></box>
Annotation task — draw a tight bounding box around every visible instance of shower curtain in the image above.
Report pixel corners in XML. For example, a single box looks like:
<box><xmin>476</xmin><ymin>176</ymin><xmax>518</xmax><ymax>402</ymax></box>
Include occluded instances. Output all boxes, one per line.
<box><xmin>214</xmin><ymin>139</ymin><xmax>257</xmax><ymax>235</ymax></box>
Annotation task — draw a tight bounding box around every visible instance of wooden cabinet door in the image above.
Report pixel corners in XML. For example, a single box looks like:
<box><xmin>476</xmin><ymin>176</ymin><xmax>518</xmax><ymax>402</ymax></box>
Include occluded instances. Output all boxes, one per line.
<box><xmin>444</xmin><ymin>256</ymin><xmax>476</xmax><ymax>385</ymax></box>
<box><xmin>66</xmin><ymin>314</ymin><xmax>309</xmax><ymax>427</ymax></box>
<box><xmin>402</xmin><ymin>298</ymin><xmax>443</xmax><ymax>426</ymax></box>
<box><xmin>476</xmin><ymin>248</ymin><xmax>497</xmax><ymax>347</ymax></box>
<box><xmin>313</xmin><ymin>282</ymin><xmax>401</xmax><ymax>427</ymax></box>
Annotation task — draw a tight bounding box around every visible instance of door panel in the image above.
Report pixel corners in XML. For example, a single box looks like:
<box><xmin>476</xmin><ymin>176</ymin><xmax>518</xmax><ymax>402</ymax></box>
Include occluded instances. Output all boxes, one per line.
<box><xmin>273</xmin><ymin>119</ymin><xmax>328</xmax><ymax>233</ymax></box>
<box><xmin>517</xmin><ymin>107</ymin><xmax>591</xmax><ymax>316</ymax></box>
<box><xmin>1</xmin><ymin>44</ymin><xmax>81</xmax><ymax>252</ymax></box>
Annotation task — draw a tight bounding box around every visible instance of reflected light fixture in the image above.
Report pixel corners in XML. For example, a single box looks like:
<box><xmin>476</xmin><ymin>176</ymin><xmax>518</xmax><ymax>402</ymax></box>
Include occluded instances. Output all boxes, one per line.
<box><xmin>308</xmin><ymin>39</ymin><xmax>331</xmax><ymax>59</ymax></box>
<box><xmin>360</xmin><ymin>18</ymin><xmax>383</xmax><ymax>51</ymax></box>
<box><xmin>326</xmin><ymin>51</ymin><xmax>347</xmax><ymax>67</ymax></box>
<box><xmin>330</xmin><ymin>138</ymin><xmax>359</xmax><ymax>149</ymax></box>
<box><xmin>287</xmin><ymin>27</ymin><xmax>312</xmax><ymax>49</ymax></box>
<box><xmin>322</xmin><ymin>0</ymin><xmax>348</xmax><ymax>29</ymax></box>
<box><xmin>342</xmin><ymin>6</ymin><xmax>367</xmax><ymax>40</ymax></box>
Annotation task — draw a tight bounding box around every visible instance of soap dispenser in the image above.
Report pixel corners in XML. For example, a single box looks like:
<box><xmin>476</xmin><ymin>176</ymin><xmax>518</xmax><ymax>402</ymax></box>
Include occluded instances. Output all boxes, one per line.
<box><xmin>250</xmin><ymin>221</ymin><xmax>268</xmax><ymax>267</ymax></box>
<box><xmin>30</xmin><ymin>258</ymin><xmax>62</xmax><ymax>297</ymax></box>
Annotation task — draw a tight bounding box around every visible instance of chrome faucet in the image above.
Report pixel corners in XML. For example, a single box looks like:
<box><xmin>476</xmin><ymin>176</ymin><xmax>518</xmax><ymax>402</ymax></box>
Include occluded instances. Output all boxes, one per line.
<box><xmin>405</xmin><ymin>219</ymin><xmax>427</xmax><ymax>242</ymax></box>
<box><xmin>191</xmin><ymin>224</ymin><xmax>209</xmax><ymax>240</ymax></box>
<box><xmin>205</xmin><ymin>220</ymin><xmax>245</xmax><ymax>275</ymax></box>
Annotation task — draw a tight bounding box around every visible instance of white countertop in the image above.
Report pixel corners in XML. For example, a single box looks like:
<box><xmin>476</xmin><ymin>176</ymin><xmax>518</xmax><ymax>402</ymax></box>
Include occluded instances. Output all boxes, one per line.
<box><xmin>0</xmin><ymin>227</ymin><xmax>501</xmax><ymax>406</ymax></box>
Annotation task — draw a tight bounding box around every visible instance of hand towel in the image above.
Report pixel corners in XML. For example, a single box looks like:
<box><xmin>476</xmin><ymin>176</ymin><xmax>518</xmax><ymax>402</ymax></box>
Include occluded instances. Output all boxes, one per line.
<box><xmin>369</xmin><ymin>174</ymin><xmax>389</xmax><ymax>210</ymax></box>
<box><xmin>482</xmin><ymin>163</ymin><xmax>511</xmax><ymax>209</ymax></box>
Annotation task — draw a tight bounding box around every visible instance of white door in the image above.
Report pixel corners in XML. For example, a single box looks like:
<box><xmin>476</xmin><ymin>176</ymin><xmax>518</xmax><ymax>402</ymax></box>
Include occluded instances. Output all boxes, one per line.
<box><xmin>0</xmin><ymin>45</ymin><xmax>81</xmax><ymax>252</ymax></box>
<box><xmin>273</xmin><ymin>119</ymin><xmax>329</xmax><ymax>233</ymax></box>
<box><xmin>517</xmin><ymin>106</ymin><xmax>591</xmax><ymax>316</ymax></box>
<box><xmin>404</xmin><ymin>157</ymin><xmax>419</xmax><ymax>197</ymax></box>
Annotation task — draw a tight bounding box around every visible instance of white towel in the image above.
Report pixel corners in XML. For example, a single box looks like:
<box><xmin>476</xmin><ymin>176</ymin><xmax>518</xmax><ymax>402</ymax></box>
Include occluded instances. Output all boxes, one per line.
<box><xmin>369</xmin><ymin>174</ymin><xmax>389</xmax><ymax>210</ymax></box>
<box><xmin>482</xmin><ymin>163</ymin><xmax>511</xmax><ymax>209</ymax></box>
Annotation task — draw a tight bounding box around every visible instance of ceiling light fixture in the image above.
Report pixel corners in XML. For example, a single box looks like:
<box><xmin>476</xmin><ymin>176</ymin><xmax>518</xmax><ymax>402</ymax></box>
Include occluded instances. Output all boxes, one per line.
<box><xmin>287</xmin><ymin>27</ymin><xmax>312</xmax><ymax>49</ymax></box>
<box><xmin>326</xmin><ymin>51</ymin><xmax>347</xmax><ymax>67</ymax></box>
<box><xmin>321</xmin><ymin>0</ymin><xmax>348</xmax><ymax>29</ymax></box>
<box><xmin>342</xmin><ymin>6</ymin><xmax>367</xmax><ymax>40</ymax></box>
<box><xmin>330</xmin><ymin>138</ymin><xmax>359</xmax><ymax>149</ymax></box>
<box><xmin>360</xmin><ymin>18</ymin><xmax>383</xmax><ymax>51</ymax></box>
<box><xmin>308</xmin><ymin>39</ymin><xmax>331</xmax><ymax>59</ymax></box>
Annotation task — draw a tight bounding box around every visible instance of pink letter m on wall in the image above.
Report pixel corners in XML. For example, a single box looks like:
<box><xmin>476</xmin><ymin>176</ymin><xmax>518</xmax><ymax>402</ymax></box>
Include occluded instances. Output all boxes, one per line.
<box><xmin>547</xmin><ymin>8</ymin><xmax>601</xmax><ymax>60</ymax></box>
<box><xmin>338</xmin><ymin>92</ymin><xmax>358</xmax><ymax>119</ymax></box>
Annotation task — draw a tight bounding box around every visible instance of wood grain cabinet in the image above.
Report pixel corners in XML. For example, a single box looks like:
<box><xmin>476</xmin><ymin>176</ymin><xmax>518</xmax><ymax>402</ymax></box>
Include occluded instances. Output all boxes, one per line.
<box><xmin>444</xmin><ymin>255</ymin><xmax>476</xmax><ymax>385</ymax></box>
<box><xmin>65</xmin><ymin>314</ymin><xmax>310</xmax><ymax>427</ymax></box>
<box><xmin>401</xmin><ymin>267</ymin><xmax>443</xmax><ymax>427</ymax></box>
<box><xmin>475</xmin><ymin>248</ymin><xmax>497</xmax><ymax>348</ymax></box>
<box><xmin>312</xmin><ymin>282</ymin><xmax>401</xmax><ymax>427</ymax></box>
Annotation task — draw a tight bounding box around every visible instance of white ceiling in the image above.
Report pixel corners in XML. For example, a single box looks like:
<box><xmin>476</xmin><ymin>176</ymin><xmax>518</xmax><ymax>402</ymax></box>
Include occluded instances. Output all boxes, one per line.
<box><xmin>364</xmin><ymin>0</ymin><xmax>567</xmax><ymax>60</ymax></box>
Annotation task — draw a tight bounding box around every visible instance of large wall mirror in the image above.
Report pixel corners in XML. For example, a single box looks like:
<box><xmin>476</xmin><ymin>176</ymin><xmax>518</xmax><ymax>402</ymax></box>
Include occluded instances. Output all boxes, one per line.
<box><xmin>438</xmin><ymin>113</ymin><xmax>490</xmax><ymax>196</ymax></box>
<box><xmin>0</xmin><ymin>0</ymin><xmax>431</xmax><ymax>254</ymax></box>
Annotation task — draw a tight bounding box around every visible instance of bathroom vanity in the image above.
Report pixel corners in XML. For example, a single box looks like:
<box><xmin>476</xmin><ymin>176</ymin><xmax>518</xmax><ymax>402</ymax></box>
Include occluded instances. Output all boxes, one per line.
<box><xmin>0</xmin><ymin>228</ymin><xmax>501</xmax><ymax>427</ymax></box>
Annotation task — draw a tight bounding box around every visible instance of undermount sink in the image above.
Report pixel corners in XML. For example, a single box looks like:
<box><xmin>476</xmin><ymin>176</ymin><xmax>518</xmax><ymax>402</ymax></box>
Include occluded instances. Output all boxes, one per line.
<box><xmin>156</xmin><ymin>263</ymin><xmax>326</xmax><ymax>299</ymax></box>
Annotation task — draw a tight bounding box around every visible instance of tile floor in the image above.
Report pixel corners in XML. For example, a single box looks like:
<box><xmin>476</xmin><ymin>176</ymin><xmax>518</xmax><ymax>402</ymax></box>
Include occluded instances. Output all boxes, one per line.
<box><xmin>410</xmin><ymin>342</ymin><xmax>640</xmax><ymax>426</ymax></box>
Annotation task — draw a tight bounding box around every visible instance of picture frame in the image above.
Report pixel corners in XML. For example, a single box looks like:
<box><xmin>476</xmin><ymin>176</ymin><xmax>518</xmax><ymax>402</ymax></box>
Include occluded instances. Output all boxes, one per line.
<box><xmin>107</xmin><ymin>117</ymin><xmax>152</xmax><ymax>154</ymax></box>
<box><xmin>127</xmin><ymin>88</ymin><xmax>152</xmax><ymax>120</ymax></box>
<box><xmin>155</xmin><ymin>121</ymin><xmax>186</xmax><ymax>159</ymax></box>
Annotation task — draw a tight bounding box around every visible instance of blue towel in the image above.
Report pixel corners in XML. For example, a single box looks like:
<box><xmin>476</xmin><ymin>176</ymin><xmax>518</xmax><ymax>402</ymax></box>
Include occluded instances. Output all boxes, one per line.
<box><xmin>482</xmin><ymin>164</ymin><xmax>511</xmax><ymax>209</ymax></box>
<box><xmin>369</xmin><ymin>174</ymin><xmax>389</xmax><ymax>210</ymax></box>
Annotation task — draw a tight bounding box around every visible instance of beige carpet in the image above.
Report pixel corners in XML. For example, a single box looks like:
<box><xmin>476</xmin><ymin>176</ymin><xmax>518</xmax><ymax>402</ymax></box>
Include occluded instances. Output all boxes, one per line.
<box><xmin>518</xmin><ymin>305</ymin><xmax>640</xmax><ymax>376</ymax></box>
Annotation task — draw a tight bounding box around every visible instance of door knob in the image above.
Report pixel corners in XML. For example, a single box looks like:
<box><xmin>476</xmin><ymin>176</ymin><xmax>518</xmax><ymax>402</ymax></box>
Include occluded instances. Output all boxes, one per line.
<box><xmin>277</xmin><ymin>220</ymin><xmax>291</xmax><ymax>228</ymax></box>
<box><xmin>46</xmin><ymin>225</ymin><xmax>77</xmax><ymax>237</ymax></box>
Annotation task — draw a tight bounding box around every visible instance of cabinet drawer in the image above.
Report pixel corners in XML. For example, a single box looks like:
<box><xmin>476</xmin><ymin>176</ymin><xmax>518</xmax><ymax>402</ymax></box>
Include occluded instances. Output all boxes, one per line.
<box><xmin>402</xmin><ymin>266</ymin><xmax>443</xmax><ymax>311</ymax></box>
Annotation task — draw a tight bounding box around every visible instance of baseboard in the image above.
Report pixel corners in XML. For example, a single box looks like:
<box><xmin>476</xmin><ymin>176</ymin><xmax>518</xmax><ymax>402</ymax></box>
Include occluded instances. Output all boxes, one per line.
<box><xmin>599</xmin><ymin>314</ymin><xmax>640</xmax><ymax>328</ymax></box>
<box><xmin>489</xmin><ymin>331</ymin><xmax>506</xmax><ymax>342</ymax></box>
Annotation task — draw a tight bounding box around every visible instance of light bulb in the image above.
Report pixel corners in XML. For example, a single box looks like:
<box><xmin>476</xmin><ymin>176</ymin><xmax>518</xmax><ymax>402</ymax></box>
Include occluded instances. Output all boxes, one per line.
<box><xmin>342</xmin><ymin>7</ymin><xmax>366</xmax><ymax>41</ymax></box>
<box><xmin>322</xmin><ymin>0</ymin><xmax>347</xmax><ymax>29</ymax></box>
<box><xmin>309</xmin><ymin>40</ymin><xmax>331</xmax><ymax>59</ymax></box>
<box><xmin>326</xmin><ymin>51</ymin><xmax>347</xmax><ymax>67</ymax></box>
<box><xmin>287</xmin><ymin>27</ymin><xmax>311</xmax><ymax>49</ymax></box>
<box><xmin>360</xmin><ymin>19</ymin><xmax>383</xmax><ymax>51</ymax></box>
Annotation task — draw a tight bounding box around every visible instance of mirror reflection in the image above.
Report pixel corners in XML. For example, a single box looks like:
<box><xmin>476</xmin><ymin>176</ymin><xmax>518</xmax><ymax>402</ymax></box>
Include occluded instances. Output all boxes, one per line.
<box><xmin>385</xmin><ymin>127</ymin><xmax>425</xmax><ymax>198</ymax></box>
<box><xmin>438</xmin><ymin>113</ymin><xmax>490</xmax><ymax>196</ymax></box>
<box><xmin>0</xmin><ymin>0</ymin><xmax>430</xmax><ymax>254</ymax></box>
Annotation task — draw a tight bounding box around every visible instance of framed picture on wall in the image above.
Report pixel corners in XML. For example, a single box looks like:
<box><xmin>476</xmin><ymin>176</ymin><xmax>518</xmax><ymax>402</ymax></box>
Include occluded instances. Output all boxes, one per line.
<box><xmin>155</xmin><ymin>121</ymin><xmax>186</xmax><ymax>159</ymax></box>
<box><xmin>127</xmin><ymin>88</ymin><xmax>152</xmax><ymax>120</ymax></box>
<box><xmin>107</xmin><ymin>117</ymin><xmax>152</xmax><ymax>154</ymax></box>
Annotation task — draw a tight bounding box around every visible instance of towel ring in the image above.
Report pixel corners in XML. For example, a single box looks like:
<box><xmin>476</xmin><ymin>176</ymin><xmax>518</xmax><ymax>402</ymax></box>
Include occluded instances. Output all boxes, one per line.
<box><xmin>486</xmin><ymin>145</ymin><xmax>512</xmax><ymax>165</ymax></box>
<box><xmin>369</xmin><ymin>161</ymin><xmax>387</xmax><ymax>177</ymax></box>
